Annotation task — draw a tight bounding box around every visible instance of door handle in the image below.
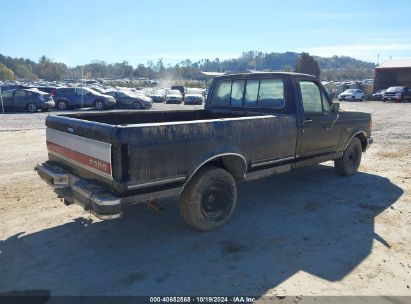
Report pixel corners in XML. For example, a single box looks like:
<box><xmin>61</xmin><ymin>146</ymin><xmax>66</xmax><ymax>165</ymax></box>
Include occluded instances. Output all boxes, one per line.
<box><xmin>303</xmin><ymin>119</ymin><xmax>313</xmax><ymax>124</ymax></box>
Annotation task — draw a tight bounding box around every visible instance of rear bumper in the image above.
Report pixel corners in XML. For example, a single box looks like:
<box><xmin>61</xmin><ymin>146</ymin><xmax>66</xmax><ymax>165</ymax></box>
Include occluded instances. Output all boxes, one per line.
<box><xmin>184</xmin><ymin>101</ymin><xmax>203</xmax><ymax>105</ymax></box>
<box><xmin>35</xmin><ymin>161</ymin><xmax>122</xmax><ymax>219</ymax></box>
<box><xmin>43</xmin><ymin>101</ymin><xmax>55</xmax><ymax>109</ymax></box>
<box><xmin>35</xmin><ymin>161</ymin><xmax>183</xmax><ymax>220</ymax></box>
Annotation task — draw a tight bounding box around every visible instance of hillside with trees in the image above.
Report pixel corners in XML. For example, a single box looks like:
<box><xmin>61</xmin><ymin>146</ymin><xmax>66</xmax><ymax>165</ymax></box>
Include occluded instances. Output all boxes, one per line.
<box><xmin>0</xmin><ymin>51</ymin><xmax>376</xmax><ymax>82</ymax></box>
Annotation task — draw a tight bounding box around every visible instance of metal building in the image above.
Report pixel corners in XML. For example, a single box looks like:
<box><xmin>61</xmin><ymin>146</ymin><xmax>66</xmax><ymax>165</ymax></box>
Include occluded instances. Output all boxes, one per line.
<box><xmin>374</xmin><ymin>59</ymin><xmax>411</xmax><ymax>92</ymax></box>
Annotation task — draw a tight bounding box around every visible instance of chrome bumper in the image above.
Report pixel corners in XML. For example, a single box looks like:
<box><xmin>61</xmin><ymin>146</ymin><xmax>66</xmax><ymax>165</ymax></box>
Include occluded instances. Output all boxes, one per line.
<box><xmin>35</xmin><ymin>162</ymin><xmax>122</xmax><ymax>220</ymax></box>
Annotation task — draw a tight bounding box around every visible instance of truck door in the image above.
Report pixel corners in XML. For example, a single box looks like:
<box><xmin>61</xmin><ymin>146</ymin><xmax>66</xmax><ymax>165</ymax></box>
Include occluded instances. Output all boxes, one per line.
<box><xmin>298</xmin><ymin>80</ymin><xmax>341</xmax><ymax>157</ymax></box>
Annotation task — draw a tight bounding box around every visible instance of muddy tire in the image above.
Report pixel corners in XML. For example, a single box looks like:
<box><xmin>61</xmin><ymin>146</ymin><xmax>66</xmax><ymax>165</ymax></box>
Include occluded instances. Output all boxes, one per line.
<box><xmin>180</xmin><ymin>166</ymin><xmax>237</xmax><ymax>231</ymax></box>
<box><xmin>335</xmin><ymin>137</ymin><xmax>362</xmax><ymax>176</ymax></box>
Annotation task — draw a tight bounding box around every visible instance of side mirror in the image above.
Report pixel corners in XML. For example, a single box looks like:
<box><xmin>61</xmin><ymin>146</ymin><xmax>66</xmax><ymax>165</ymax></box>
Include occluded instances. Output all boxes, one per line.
<box><xmin>331</xmin><ymin>102</ymin><xmax>340</xmax><ymax>113</ymax></box>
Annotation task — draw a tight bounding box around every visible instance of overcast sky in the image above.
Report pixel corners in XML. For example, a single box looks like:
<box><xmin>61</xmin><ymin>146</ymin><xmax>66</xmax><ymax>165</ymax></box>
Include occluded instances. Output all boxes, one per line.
<box><xmin>1</xmin><ymin>0</ymin><xmax>410</xmax><ymax>66</ymax></box>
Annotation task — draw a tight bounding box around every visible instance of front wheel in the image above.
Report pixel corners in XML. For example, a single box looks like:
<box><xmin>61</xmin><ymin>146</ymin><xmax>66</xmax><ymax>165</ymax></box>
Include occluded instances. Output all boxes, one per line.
<box><xmin>334</xmin><ymin>137</ymin><xmax>362</xmax><ymax>176</ymax></box>
<box><xmin>57</xmin><ymin>100</ymin><xmax>68</xmax><ymax>110</ymax></box>
<box><xmin>27</xmin><ymin>103</ymin><xmax>37</xmax><ymax>113</ymax></box>
<box><xmin>133</xmin><ymin>101</ymin><xmax>143</xmax><ymax>109</ymax></box>
<box><xmin>94</xmin><ymin>100</ymin><xmax>105</xmax><ymax>110</ymax></box>
<box><xmin>180</xmin><ymin>166</ymin><xmax>237</xmax><ymax>231</ymax></box>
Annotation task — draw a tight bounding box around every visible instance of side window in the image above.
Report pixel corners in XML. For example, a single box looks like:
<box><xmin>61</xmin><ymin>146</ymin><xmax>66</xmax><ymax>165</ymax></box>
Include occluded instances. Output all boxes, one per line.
<box><xmin>63</xmin><ymin>88</ymin><xmax>75</xmax><ymax>95</ymax></box>
<box><xmin>15</xmin><ymin>91</ymin><xmax>27</xmax><ymax>97</ymax></box>
<box><xmin>322</xmin><ymin>91</ymin><xmax>331</xmax><ymax>112</ymax></box>
<box><xmin>230</xmin><ymin>80</ymin><xmax>245</xmax><ymax>106</ymax></box>
<box><xmin>300</xmin><ymin>81</ymin><xmax>323</xmax><ymax>113</ymax></box>
<box><xmin>257</xmin><ymin>79</ymin><xmax>285</xmax><ymax>108</ymax></box>
<box><xmin>2</xmin><ymin>90</ymin><xmax>13</xmax><ymax>98</ymax></box>
<box><xmin>244</xmin><ymin>80</ymin><xmax>259</xmax><ymax>107</ymax></box>
<box><xmin>210</xmin><ymin>81</ymin><xmax>231</xmax><ymax>106</ymax></box>
<box><xmin>76</xmin><ymin>88</ymin><xmax>87</xmax><ymax>95</ymax></box>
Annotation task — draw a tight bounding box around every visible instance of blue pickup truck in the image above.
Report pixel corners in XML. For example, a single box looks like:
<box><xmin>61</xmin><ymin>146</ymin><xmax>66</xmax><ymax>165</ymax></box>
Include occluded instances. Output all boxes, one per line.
<box><xmin>36</xmin><ymin>72</ymin><xmax>373</xmax><ymax>231</ymax></box>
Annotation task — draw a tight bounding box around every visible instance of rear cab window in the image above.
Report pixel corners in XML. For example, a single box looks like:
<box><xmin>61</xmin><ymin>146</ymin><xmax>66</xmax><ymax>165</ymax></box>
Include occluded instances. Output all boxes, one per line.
<box><xmin>210</xmin><ymin>77</ymin><xmax>285</xmax><ymax>109</ymax></box>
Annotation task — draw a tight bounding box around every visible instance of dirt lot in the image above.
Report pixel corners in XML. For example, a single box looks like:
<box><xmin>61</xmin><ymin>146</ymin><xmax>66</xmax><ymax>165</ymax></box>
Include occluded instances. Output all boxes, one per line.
<box><xmin>0</xmin><ymin>101</ymin><xmax>410</xmax><ymax>298</ymax></box>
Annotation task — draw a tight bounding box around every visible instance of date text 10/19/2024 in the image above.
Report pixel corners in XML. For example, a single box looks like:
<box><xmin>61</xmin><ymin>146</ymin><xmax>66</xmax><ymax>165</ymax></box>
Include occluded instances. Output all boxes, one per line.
<box><xmin>149</xmin><ymin>297</ymin><xmax>257</xmax><ymax>303</ymax></box>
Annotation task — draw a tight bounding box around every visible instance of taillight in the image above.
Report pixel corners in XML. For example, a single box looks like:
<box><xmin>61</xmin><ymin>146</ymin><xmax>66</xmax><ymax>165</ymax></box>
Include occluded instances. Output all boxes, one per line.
<box><xmin>51</xmin><ymin>89</ymin><xmax>56</xmax><ymax>97</ymax></box>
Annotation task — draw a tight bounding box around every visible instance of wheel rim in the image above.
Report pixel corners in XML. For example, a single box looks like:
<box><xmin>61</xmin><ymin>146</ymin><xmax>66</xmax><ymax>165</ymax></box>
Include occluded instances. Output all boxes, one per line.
<box><xmin>95</xmin><ymin>101</ymin><xmax>104</xmax><ymax>110</ymax></box>
<box><xmin>28</xmin><ymin>104</ymin><xmax>36</xmax><ymax>112</ymax></box>
<box><xmin>134</xmin><ymin>102</ymin><xmax>142</xmax><ymax>109</ymax></box>
<box><xmin>58</xmin><ymin>101</ymin><xmax>66</xmax><ymax>110</ymax></box>
<box><xmin>200</xmin><ymin>182</ymin><xmax>233</xmax><ymax>222</ymax></box>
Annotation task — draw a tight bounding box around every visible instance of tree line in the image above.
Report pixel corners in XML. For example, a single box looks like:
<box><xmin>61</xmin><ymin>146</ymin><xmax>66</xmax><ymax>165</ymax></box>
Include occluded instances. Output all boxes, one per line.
<box><xmin>0</xmin><ymin>51</ymin><xmax>375</xmax><ymax>82</ymax></box>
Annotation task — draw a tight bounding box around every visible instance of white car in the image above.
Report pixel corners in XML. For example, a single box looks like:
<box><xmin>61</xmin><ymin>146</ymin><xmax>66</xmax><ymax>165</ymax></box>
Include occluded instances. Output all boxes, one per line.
<box><xmin>338</xmin><ymin>89</ymin><xmax>365</xmax><ymax>101</ymax></box>
<box><xmin>184</xmin><ymin>88</ymin><xmax>205</xmax><ymax>105</ymax></box>
<box><xmin>165</xmin><ymin>90</ymin><xmax>183</xmax><ymax>104</ymax></box>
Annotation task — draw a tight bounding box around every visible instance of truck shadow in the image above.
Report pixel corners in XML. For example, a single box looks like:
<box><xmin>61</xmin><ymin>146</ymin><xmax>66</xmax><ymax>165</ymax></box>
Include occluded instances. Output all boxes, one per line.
<box><xmin>0</xmin><ymin>164</ymin><xmax>404</xmax><ymax>296</ymax></box>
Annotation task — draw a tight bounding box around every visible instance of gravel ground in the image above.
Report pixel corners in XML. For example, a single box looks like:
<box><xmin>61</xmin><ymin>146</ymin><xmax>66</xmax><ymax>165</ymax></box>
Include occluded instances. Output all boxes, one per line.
<box><xmin>0</xmin><ymin>101</ymin><xmax>410</xmax><ymax>299</ymax></box>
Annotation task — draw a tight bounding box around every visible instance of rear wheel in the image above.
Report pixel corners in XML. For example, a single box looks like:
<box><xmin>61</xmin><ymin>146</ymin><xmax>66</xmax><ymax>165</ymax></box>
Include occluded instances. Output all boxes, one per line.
<box><xmin>180</xmin><ymin>166</ymin><xmax>237</xmax><ymax>231</ymax></box>
<box><xmin>57</xmin><ymin>100</ymin><xmax>68</xmax><ymax>110</ymax></box>
<box><xmin>94</xmin><ymin>100</ymin><xmax>105</xmax><ymax>110</ymax></box>
<box><xmin>351</xmin><ymin>96</ymin><xmax>356</xmax><ymax>102</ymax></box>
<box><xmin>27</xmin><ymin>103</ymin><xmax>37</xmax><ymax>113</ymax></box>
<box><xmin>334</xmin><ymin>137</ymin><xmax>362</xmax><ymax>176</ymax></box>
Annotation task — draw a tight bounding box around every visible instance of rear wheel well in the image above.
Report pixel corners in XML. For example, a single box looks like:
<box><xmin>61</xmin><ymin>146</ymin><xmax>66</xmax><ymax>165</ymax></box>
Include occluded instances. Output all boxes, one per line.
<box><xmin>188</xmin><ymin>155</ymin><xmax>247</xmax><ymax>185</ymax></box>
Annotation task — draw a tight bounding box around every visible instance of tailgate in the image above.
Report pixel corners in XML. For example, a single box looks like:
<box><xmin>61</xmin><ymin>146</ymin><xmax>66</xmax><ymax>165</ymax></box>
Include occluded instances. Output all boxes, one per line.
<box><xmin>46</xmin><ymin>128</ymin><xmax>113</xmax><ymax>180</ymax></box>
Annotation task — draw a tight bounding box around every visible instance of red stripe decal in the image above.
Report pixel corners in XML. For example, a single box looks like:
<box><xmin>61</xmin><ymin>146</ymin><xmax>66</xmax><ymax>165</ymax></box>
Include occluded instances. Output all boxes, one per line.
<box><xmin>47</xmin><ymin>141</ymin><xmax>111</xmax><ymax>175</ymax></box>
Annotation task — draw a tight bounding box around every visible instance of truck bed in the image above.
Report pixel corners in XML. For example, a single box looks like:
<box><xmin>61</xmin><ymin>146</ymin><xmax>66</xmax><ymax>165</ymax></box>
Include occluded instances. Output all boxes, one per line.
<box><xmin>45</xmin><ymin>109</ymin><xmax>297</xmax><ymax>196</ymax></box>
<box><xmin>62</xmin><ymin>109</ymin><xmax>258</xmax><ymax>126</ymax></box>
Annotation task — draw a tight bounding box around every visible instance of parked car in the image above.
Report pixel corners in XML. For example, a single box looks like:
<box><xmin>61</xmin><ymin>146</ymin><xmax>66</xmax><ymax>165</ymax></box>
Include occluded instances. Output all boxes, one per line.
<box><xmin>52</xmin><ymin>87</ymin><xmax>116</xmax><ymax>110</ymax></box>
<box><xmin>372</xmin><ymin>89</ymin><xmax>386</xmax><ymax>101</ymax></box>
<box><xmin>165</xmin><ymin>89</ymin><xmax>183</xmax><ymax>104</ymax></box>
<box><xmin>149</xmin><ymin>90</ymin><xmax>166</xmax><ymax>102</ymax></box>
<box><xmin>171</xmin><ymin>85</ymin><xmax>186</xmax><ymax>96</ymax></box>
<box><xmin>105</xmin><ymin>90</ymin><xmax>152</xmax><ymax>109</ymax></box>
<box><xmin>184</xmin><ymin>88</ymin><xmax>205</xmax><ymax>105</ymax></box>
<box><xmin>36</xmin><ymin>72</ymin><xmax>373</xmax><ymax>231</ymax></box>
<box><xmin>382</xmin><ymin>86</ymin><xmax>411</xmax><ymax>102</ymax></box>
<box><xmin>0</xmin><ymin>88</ymin><xmax>54</xmax><ymax>112</ymax></box>
<box><xmin>0</xmin><ymin>84</ymin><xmax>27</xmax><ymax>92</ymax></box>
<box><xmin>338</xmin><ymin>89</ymin><xmax>365</xmax><ymax>101</ymax></box>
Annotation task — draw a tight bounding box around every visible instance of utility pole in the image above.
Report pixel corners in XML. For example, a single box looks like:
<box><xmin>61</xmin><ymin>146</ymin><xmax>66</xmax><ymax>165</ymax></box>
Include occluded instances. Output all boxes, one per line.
<box><xmin>0</xmin><ymin>85</ymin><xmax>4</xmax><ymax>114</ymax></box>
<box><xmin>81</xmin><ymin>66</ymin><xmax>84</xmax><ymax>108</ymax></box>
